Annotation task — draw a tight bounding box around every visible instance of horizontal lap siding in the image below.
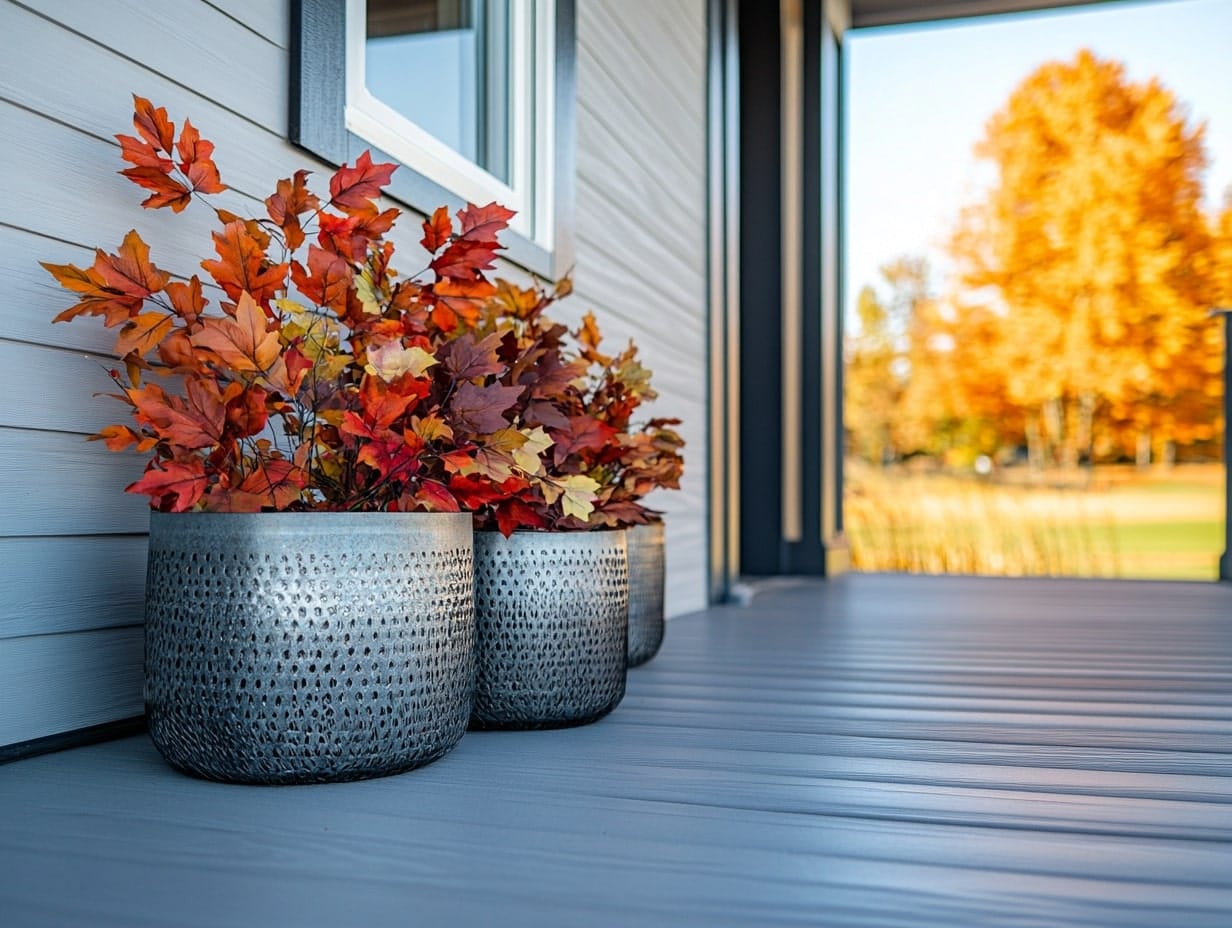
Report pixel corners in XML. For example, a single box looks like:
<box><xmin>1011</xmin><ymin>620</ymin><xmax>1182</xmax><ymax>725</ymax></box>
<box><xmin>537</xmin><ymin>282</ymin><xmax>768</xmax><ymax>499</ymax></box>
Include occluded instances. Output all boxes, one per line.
<box><xmin>0</xmin><ymin>0</ymin><xmax>322</xmax><ymax>750</ymax></box>
<box><xmin>0</xmin><ymin>0</ymin><xmax>715</xmax><ymax>748</ymax></box>
<box><xmin>575</xmin><ymin>0</ymin><xmax>710</xmax><ymax>617</ymax></box>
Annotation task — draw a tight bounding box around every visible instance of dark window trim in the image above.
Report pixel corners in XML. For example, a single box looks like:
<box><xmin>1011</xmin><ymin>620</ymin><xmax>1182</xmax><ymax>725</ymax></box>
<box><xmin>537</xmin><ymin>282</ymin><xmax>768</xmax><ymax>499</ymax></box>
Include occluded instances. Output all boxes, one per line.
<box><xmin>290</xmin><ymin>0</ymin><xmax>576</xmax><ymax>281</ymax></box>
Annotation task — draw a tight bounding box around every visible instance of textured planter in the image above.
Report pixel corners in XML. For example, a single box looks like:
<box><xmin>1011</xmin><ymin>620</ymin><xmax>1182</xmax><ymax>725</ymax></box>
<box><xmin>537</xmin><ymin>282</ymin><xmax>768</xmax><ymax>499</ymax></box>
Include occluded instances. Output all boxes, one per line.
<box><xmin>471</xmin><ymin>530</ymin><xmax>628</xmax><ymax>729</ymax></box>
<box><xmin>144</xmin><ymin>511</ymin><xmax>475</xmax><ymax>784</ymax></box>
<box><xmin>626</xmin><ymin>521</ymin><xmax>666</xmax><ymax>666</ymax></box>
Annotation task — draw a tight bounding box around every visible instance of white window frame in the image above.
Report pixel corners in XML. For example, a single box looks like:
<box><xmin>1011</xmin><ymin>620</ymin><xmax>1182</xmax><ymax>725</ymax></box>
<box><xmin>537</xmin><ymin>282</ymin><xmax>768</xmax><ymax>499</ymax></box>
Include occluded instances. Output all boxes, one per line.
<box><xmin>343</xmin><ymin>0</ymin><xmax>556</xmax><ymax>250</ymax></box>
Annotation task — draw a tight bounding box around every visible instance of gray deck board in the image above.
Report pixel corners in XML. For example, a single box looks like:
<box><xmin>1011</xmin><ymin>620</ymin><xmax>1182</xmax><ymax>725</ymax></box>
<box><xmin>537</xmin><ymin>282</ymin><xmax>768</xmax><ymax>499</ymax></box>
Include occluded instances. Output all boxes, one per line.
<box><xmin>2</xmin><ymin>574</ymin><xmax>1230</xmax><ymax>926</ymax></box>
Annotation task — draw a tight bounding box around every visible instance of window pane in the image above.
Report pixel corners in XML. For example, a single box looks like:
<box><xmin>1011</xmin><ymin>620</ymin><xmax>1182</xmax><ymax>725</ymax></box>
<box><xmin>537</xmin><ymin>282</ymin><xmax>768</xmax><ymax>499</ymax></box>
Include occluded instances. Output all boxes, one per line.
<box><xmin>365</xmin><ymin>0</ymin><xmax>511</xmax><ymax>182</ymax></box>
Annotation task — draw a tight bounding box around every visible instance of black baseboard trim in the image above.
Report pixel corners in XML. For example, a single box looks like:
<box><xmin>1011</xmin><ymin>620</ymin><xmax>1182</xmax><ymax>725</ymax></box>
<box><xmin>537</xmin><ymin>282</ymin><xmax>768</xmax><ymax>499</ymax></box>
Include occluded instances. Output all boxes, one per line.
<box><xmin>0</xmin><ymin>716</ymin><xmax>147</xmax><ymax>766</ymax></box>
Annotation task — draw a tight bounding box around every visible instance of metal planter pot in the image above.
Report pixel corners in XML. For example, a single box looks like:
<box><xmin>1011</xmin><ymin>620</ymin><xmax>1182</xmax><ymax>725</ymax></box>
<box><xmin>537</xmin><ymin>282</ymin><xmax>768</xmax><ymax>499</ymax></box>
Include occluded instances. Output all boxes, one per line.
<box><xmin>144</xmin><ymin>511</ymin><xmax>475</xmax><ymax>784</ymax></box>
<box><xmin>626</xmin><ymin>521</ymin><xmax>666</xmax><ymax>666</ymax></box>
<box><xmin>471</xmin><ymin>530</ymin><xmax>629</xmax><ymax>729</ymax></box>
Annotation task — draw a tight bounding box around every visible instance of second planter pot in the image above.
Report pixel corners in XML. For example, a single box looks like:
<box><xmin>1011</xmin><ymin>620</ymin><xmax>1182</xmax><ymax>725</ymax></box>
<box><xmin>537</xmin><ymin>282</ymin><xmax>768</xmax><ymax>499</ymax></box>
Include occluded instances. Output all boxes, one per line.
<box><xmin>471</xmin><ymin>530</ymin><xmax>629</xmax><ymax>729</ymax></box>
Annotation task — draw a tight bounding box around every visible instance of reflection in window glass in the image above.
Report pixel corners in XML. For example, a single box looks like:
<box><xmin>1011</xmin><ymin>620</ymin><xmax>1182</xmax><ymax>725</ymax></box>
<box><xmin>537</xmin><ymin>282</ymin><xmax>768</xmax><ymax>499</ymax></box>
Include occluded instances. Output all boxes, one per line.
<box><xmin>365</xmin><ymin>0</ymin><xmax>510</xmax><ymax>182</ymax></box>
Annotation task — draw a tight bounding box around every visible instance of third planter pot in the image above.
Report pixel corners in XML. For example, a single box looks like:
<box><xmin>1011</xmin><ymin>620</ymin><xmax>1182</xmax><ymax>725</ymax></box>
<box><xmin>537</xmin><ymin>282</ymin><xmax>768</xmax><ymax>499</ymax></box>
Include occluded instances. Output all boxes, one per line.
<box><xmin>626</xmin><ymin>521</ymin><xmax>666</xmax><ymax>666</ymax></box>
<box><xmin>471</xmin><ymin>529</ymin><xmax>629</xmax><ymax>729</ymax></box>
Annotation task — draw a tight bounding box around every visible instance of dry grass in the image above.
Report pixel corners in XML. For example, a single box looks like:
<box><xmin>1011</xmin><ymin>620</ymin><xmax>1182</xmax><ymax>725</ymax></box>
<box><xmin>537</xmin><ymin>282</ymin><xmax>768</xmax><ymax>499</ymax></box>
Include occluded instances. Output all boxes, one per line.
<box><xmin>844</xmin><ymin>462</ymin><xmax>1224</xmax><ymax>580</ymax></box>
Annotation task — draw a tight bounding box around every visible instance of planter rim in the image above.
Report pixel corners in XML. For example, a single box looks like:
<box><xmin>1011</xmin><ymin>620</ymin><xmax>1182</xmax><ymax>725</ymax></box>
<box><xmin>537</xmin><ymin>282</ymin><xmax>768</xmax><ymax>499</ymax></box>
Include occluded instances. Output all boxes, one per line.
<box><xmin>148</xmin><ymin>509</ymin><xmax>473</xmax><ymax>542</ymax></box>
<box><xmin>475</xmin><ymin>528</ymin><xmax>628</xmax><ymax>547</ymax></box>
<box><xmin>148</xmin><ymin>510</ymin><xmax>471</xmax><ymax>529</ymax></box>
<box><xmin>474</xmin><ymin>526</ymin><xmax>627</xmax><ymax>535</ymax></box>
<box><xmin>148</xmin><ymin>510</ymin><xmax>470</xmax><ymax>520</ymax></box>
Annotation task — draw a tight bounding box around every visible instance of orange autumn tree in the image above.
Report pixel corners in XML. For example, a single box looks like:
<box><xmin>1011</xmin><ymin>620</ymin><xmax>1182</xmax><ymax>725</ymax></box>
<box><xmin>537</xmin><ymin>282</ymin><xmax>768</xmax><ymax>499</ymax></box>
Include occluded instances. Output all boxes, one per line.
<box><xmin>949</xmin><ymin>49</ymin><xmax>1218</xmax><ymax>467</ymax></box>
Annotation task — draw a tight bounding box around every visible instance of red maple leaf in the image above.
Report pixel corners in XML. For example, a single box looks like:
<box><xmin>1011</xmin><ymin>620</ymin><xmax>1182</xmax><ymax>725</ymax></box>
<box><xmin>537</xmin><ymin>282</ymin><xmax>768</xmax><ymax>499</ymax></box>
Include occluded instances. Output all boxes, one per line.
<box><xmin>457</xmin><ymin>202</ymin><xmax>516</xmax><ymax>242</ymax></box>
<box><xmin>291</xmin><ymin>245</ymin><xmax>352</xmax><ymax>312</ymax></box>
<box><xmin>421</xmin><ymin>205</ymin><xmax>453</xmax><ymax>252</ymax></box>
<box><xmin>127</xmin><ymin>458</ymin><xmax>208</xmax><ymax>511</ymax></box>
<box><xmin>329</xmin><ymin>151</ymin><xmax>397</xmax><ymax>212</ymax></box>
<box><xmin>549</xmin><ymin>415</ymin><xmax>618</xmax><ymax>467</ymax></box>
<box><xmin>493</xmin><ymin>497</ymin><xmax>547</xmax><ymax>537</ymax></box>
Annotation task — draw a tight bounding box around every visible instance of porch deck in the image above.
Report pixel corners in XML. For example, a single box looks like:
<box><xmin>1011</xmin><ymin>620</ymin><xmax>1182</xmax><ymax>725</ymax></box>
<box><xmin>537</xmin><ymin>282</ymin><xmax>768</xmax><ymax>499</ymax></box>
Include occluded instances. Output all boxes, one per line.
<box><xmin>2</xmin><ymin>574</ymin><xmax>1230</xmax><ymax>927</ymax></box>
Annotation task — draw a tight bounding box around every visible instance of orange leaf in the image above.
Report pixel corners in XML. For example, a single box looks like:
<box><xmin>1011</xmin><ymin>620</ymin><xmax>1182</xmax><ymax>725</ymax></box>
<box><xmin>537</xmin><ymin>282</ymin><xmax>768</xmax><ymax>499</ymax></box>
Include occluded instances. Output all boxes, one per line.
<box><xmin>189</xmin><ymin>291</ymin><xmax>281</xmax><ymax>372</ymax></box>
<box><xmin>89</xmin><ymin>424</ymin><xmax>143</xmax><ymax>452</ymax></box>
<box><xmin>266</xmin><ymin>169</ymin><xmax>320</xmax><ymax>250</ymax></box>
<box><xmin>201</xmin><ymin>220</ymin><xmax>287</xmax><ymax>307</ymax></box>
<box><xmin>428</xmin><ymin>301</ymin><xmax>461</xmax><ymax>333</ymax></box>
<box><xmin>116</xmin><ymin>133</ymin><xmax>172</xmax><ymax>171</ymax></box>
<box><xmin>42</xmin><ymin>261</ymin><xmax>128</xmax><ymax>325</ymax></box>
<box><xmin>113</xmin><ymin>311</ymin><xmax>175</xmax><ymax>358</ymax></box>
<box><xmin>127</xmin><ymin>459</ymin><xmax>207</xmax><ymax>512</ymax></box>
<box><xmin>237</xmin><ymin>457</ymin><xmax>307</xmax><ymax>509</ymax></box>
<box><xmin>119</xmin><ymin>165</ymin><xmax>193</xmax><ymax>212</ymax></box>
<box><xmin>421</xmin><ymin>206</ymin><xmax>453</xmax><ymax>252</ymax></box>
<box><xmin>357</xmin><ymin>373</ymin><xmax>421</xmax><ymax>429</ymax></box>
<box><xmin>132</xmin><ymin>95</ymin><xmax>175</xmax><ymax>152</ymax></box>
<box><xmin>164</xmin><ymin>277</ymin><xmax>206</xmax><ymax>327</ymax></box>
<box><xmin>175</xmin><ymin>119</ymin><xmax>227</xmax><ymax>195</ymax></box>
<box><xmin>579</xmin><ymin>311</ymin><xmax>603</xmax><ymax>352</ymax></box>
<box><xmin>46</xmin><ymin>232</ymin><xmax>169</xmax><ymax>325</ymax></box>
<box><xmin>127</xmin><ymin>378</ymin><xmax>230</xmax><ymax>449</ymax></box>
<box><xmin>93</xmin><ymin>230</ymin><xmax>171</xmax><ymax>302</ymax></box>
<box><xmin>290</xmin><ymin>245</ymin><xmax>352</xmax><ymax>312</ymax></box>
<box><xmin>156</xmin><ymin>329</ymin><xmax>200</xmax><ymax>370</ymax></box>
<box><xmin>315</xmin><ymin>211</ymin><xmax>364</xmax><ymax>261</ymax></box>
<box><xmin>412</xmin><ymin>479</ymin><xmax>461</xmax><ymax>513</ymax></box>
<box><xmin>329</xmin><ymin>151</ymin><xmax>397</xmax><ymax>212</ymax></box>
<box><xmin>42</xmin><ymin>259</ymin><xmax>101</xmax><ymax>297</ymax></box>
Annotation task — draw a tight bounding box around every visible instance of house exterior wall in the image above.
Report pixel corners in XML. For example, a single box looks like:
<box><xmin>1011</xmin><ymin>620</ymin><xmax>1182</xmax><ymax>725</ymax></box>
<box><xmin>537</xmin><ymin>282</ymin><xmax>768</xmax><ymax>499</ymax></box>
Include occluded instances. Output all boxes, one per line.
<box><xmin>573</xmin><ymin>0</ymin><xmax>710</xmax><ymax>618</ymax></box>
<box><xmin>0</xmin><ymin>0</ymin><xmax>711</xmax><ymax>751</ymax></box>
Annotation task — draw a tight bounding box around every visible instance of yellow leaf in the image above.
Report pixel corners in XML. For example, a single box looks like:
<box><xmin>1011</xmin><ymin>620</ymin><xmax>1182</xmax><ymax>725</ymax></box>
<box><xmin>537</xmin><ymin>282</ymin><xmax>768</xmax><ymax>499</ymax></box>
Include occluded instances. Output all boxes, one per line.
<box><xmin>559</xmin><ymin>474</ymin><xmax>600</xmax><ymax>521</ymax></box>
<box><xmin>356</xmin><ymin>269</ymin><xmax>383</xmax><ymax>315</ymax></box>
<box><xmin>411</xmin><ymin>414</ymin><xmax>454</xmax><ymax>444</ymax></box>
<box><xmin>512</xmin><ymin>426</ymin><xmax>552</xmax><ymax>475</ymax></box>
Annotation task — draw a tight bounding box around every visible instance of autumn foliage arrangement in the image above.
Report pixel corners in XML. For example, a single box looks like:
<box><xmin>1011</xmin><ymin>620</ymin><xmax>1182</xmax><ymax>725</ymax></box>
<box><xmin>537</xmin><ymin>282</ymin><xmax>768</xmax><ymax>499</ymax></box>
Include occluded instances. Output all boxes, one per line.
<box><xmin>458</xmin><ymin>281</ymin><xmax>685</xmax><ymax>535</ymax></box>
<box><xmin>45</xmin><ymin>96</ymin><xmax>683</xmax><ymax>532</ymax></box>
<box><xmin>43</xmin><ymin>97</ymin><xmax>576</xmax><ymax>520</ymax></box>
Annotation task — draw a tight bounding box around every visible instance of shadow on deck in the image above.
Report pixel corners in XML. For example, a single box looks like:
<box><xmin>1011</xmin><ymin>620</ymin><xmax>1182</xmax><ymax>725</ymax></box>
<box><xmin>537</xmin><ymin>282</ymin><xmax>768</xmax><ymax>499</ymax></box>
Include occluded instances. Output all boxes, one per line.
<box><xmin>2</xmin><ymin>574</ymin><xmax>1230</xmax><ymax>926</ymax></box>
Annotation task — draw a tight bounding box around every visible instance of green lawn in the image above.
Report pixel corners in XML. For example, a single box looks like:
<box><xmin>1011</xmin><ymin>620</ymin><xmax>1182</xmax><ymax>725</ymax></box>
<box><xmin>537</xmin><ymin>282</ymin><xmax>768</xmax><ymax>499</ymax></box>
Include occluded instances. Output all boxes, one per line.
<box><xmin>845</xmin><ymin>463</ymin><xmax>1224</xmax><ymax>580</ymax></box>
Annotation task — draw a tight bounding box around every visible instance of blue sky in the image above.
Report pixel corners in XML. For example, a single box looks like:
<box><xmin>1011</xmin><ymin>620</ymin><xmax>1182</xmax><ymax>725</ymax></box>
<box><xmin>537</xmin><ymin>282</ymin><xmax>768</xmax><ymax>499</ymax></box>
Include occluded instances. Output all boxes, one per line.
<box><xmin>843</xmin><ymin>0</ymin><xmax>1232</xmax><ymax>318</ymax></box>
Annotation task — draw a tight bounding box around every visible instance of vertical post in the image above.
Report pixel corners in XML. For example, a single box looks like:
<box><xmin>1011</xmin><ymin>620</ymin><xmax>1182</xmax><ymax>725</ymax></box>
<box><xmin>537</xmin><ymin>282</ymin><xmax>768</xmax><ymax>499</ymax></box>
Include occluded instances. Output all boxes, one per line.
<box><xmin>1219</xmin><ymin>309</ymin><xmax>1232</xmax><ymax>581</ymax></box>
<box><xmin>707</xmin><ymin>0</ymin><xmax>741</xmax><ymax>602</ymax></box>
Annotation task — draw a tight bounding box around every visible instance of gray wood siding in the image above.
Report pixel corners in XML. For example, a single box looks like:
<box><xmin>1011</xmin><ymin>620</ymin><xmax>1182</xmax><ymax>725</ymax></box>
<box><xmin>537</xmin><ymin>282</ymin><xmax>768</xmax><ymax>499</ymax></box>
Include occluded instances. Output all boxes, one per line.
<box><xmin>0</xmin><ymin>0</ymin><xmax>713</xmax><ymax>749</ymax></box>
<box><xmin>574</xmin><ymin>0</ymin><xmax>710</xmax><ymax>618</ymax></box>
